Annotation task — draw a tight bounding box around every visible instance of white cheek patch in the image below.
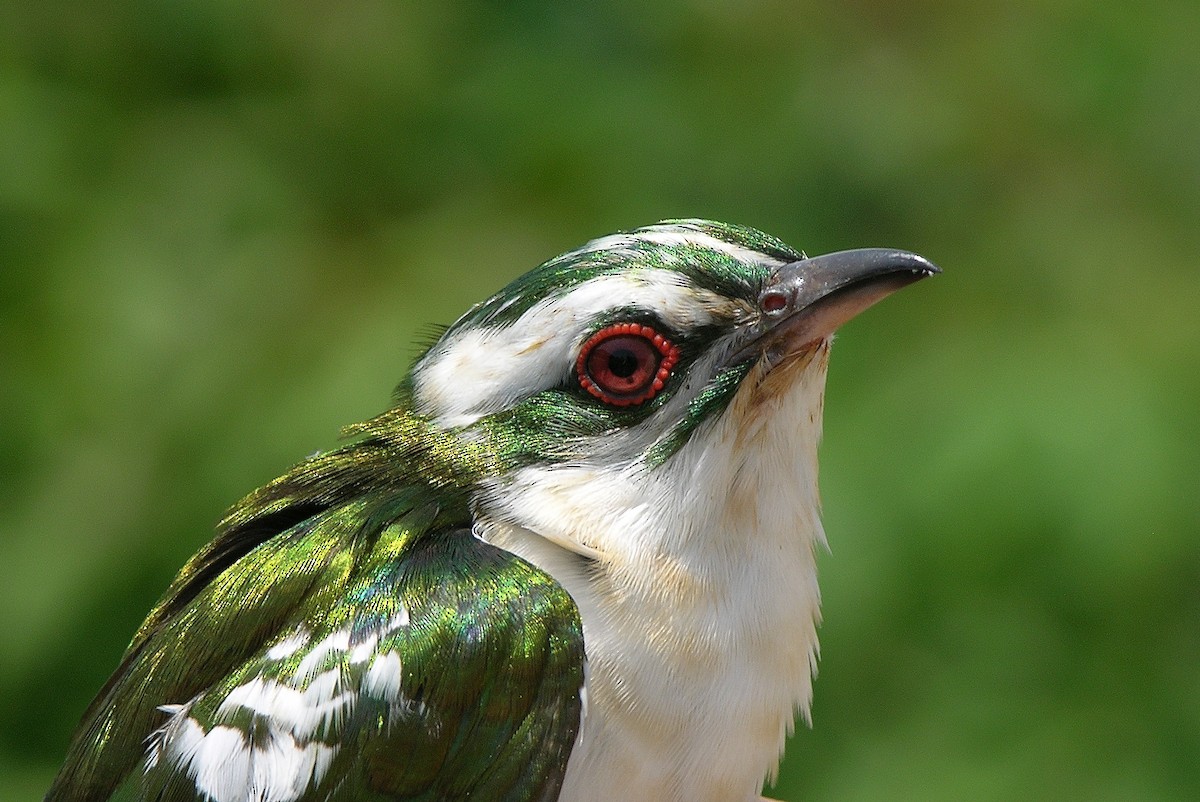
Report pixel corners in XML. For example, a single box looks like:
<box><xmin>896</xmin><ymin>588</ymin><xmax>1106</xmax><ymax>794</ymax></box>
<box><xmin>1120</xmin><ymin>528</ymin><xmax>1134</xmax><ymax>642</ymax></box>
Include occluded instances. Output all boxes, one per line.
<box><xmin>412</xmin><ymin>271</ymin><xmax>744</xmax><ymax>428</ymax></box>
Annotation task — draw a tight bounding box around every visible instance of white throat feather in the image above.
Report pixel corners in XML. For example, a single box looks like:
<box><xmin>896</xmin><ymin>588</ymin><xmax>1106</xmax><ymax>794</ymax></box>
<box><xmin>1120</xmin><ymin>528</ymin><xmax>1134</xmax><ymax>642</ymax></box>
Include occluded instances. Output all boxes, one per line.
<box><xmin>476</xmin><ymin>340</ymin><xmax>831</xmax><ymax>802</ymax></box>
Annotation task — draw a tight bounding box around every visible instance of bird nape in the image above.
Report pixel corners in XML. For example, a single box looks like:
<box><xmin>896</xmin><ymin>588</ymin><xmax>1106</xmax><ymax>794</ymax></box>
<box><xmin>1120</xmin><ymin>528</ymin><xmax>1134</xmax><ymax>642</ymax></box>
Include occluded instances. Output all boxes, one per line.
<box><xmin>48</xmin><ymin>219</ymin><xmax>938</xmax><ymax>802</ymax></box>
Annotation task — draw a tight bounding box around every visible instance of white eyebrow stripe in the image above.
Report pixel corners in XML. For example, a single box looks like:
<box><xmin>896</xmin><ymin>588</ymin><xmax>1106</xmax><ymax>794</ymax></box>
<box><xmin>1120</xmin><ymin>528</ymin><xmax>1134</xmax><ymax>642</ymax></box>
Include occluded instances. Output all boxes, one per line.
<box><xmin>412</xmin><ymin>270</ymin><xmax>743</xmax><ymax>428</ymax></box>
<box><xmin>565</xmin><ymin>226</ymin><xmax>790</xmax><ymax>269</ymax></box>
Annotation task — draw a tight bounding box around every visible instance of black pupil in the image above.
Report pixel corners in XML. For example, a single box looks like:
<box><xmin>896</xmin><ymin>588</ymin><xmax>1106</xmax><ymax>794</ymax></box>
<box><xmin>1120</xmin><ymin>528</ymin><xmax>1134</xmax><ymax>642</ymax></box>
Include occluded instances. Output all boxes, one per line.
<box><xmin>608</xmin><ymin>348</ymin><xmax>639</xmax><ymax>378</ymax></box>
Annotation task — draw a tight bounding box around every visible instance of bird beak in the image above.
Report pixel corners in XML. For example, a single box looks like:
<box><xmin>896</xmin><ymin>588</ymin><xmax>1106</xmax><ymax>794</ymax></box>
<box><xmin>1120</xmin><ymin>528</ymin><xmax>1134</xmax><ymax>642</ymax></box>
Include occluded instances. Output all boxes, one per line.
<box><xmin>737</xmin><ymin>248</ymin><xmax>940</xmax><ymax>366</ymax></box>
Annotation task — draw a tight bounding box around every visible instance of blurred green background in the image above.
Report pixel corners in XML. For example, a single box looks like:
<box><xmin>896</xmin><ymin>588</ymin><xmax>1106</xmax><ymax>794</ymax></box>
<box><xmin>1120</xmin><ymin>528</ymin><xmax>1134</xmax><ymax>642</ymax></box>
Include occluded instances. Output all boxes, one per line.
<box><xmin>3</xmin><ymin>1</ymin><xmax>1197</xmax><ymax>799</ymax></box>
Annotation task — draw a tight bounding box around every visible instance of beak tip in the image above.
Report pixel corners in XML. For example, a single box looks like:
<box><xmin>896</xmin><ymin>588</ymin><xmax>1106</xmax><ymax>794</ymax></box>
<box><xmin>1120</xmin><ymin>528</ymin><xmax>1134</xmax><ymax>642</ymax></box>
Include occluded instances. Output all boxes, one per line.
<box><xmin>736</xmin><ymin>247</ymin><xmax>939</xmax><ymax>366</ymax></box>
<box><xmin>888</xmin><ymin>250</ymin><xmax>941</xmax><ymax>278</ymax></box>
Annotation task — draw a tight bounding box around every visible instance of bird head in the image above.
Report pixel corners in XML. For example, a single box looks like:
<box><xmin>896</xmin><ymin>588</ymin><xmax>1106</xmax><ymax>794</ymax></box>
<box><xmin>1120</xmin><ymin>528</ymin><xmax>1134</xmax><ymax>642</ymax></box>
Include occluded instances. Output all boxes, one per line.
<box><xmin>400</xmin><ymin>219</ymin><xmax>937</xmax><ymax>567</ymax></box>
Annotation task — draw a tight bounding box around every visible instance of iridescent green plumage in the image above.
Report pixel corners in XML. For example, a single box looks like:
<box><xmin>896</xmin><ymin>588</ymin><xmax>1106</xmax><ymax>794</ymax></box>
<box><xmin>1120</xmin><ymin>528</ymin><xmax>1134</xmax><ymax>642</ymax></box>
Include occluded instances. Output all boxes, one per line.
<box><xmin>460</xmin><ymin>220</ymin><xmax>796</xmax><ymax>330</ymax></box>
<box><xmin>48</xmin><ymin>408</ymin><xmax>583</xmax><ymax>801</ymax></box>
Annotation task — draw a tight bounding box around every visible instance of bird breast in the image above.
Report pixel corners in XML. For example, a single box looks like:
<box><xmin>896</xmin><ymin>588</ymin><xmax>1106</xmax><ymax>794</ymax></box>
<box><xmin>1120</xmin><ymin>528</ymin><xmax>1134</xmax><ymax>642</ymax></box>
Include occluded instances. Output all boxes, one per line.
<box><xmin>479</xmin><ymin>342</ymin><xmax>831</xmax><ymax>802</ymax></box>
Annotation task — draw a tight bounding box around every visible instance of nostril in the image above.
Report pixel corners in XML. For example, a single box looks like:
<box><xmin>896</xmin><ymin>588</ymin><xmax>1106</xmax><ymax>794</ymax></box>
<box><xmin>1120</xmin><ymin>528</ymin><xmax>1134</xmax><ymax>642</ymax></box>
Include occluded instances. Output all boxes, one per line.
<box><xmin>761</xmin><ymin>291</ymin><xmax>789</xmax><ymax>313</ymax></box>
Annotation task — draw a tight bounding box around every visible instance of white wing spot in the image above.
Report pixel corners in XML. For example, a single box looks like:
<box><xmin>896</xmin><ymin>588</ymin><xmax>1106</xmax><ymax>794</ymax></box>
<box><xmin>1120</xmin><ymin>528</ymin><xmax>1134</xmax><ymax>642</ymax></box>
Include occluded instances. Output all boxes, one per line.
<box><xmin>292</xmin><ymin>629</ymin><xmax>350</xmax><ymax>683</ymax></box>
<box><xmin>348</xmin><ymin>634</ymin><xmax>378</xmax><ymax>665</ymax></box>
<box><xmin>164</xmin><ymin>715</ymin><xmax>340</xmax><ymax>802</ymax></box>
<box><xmin>386</xmin><ymin>605</ymin><xmax>410</xmax><ymax>632</ymax></box>
<box><xmin>219</xmin><ymin>670</ymin><xmax>355</xmax><ymax>740</ymax></box>
<box><xmin>267</xmin><ymin>629</ymin><xmax>310</xmax><ymax>661</ymax></box>
<box><xmin>187</xmin><ymin>725</ymin><xmax>251</xmax><ymax>802</ymax></box>
<box><xmin>362</xmin><ymin>651</ymin><xmax>404</xmax><ymax>702</ymax></box>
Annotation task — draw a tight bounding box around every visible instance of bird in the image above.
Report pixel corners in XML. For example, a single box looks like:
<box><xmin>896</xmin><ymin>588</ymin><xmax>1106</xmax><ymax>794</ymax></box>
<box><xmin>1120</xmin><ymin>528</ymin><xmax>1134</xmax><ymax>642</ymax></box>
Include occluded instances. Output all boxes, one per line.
<box><xmin>47</xmin><ymin>219</ymin><xmax>938</xmax><ymax>802</ymax></box>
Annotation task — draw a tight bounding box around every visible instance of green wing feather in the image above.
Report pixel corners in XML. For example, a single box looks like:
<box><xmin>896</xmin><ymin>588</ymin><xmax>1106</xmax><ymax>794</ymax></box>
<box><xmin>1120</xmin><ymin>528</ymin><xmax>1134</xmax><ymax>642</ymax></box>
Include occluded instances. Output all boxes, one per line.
<box><xmin>47</xmin><ymin>411</ymin><xmax>584</xmax><ymax>801</ymax></box>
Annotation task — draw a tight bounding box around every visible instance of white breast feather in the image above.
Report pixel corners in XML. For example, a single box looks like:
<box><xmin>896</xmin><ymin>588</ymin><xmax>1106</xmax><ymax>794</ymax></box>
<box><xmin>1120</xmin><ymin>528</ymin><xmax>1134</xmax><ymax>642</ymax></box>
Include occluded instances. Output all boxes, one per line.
<box><xmin>479</xmin><ymin>344</ymin><xmax>830</xmax><ymax>802</ymax></box>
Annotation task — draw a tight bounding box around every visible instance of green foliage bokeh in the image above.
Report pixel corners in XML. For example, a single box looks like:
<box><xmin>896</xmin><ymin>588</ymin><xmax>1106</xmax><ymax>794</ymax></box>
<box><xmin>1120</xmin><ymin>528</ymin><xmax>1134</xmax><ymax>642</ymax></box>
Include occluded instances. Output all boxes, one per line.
<box><xmin>2</xmin><ymin>2</ymin><xmax>1197</xmax><ymax>799</ymax></box>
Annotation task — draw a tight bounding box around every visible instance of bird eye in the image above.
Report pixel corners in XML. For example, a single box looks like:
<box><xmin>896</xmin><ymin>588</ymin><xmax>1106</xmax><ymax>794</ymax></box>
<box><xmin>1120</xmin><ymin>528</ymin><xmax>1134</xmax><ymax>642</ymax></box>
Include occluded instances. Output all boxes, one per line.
<box><xmin>576</xmin><ymin>323</ymin><xmax>679</xmax><ymax>406</ymax></box>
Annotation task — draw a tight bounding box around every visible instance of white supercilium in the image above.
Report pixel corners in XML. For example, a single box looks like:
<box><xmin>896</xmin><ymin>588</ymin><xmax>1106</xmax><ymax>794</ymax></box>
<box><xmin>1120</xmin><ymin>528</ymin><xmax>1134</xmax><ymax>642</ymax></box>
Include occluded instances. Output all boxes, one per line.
<box><xmin>412</xmin><ymin>229</ymin><xmax>763</xmax><ymax>429</ymax></box>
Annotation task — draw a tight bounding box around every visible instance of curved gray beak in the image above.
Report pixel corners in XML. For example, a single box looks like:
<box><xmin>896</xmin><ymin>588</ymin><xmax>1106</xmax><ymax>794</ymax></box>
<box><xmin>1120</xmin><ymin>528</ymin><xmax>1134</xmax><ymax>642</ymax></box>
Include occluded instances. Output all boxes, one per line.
<box><xmin>735</xmin><ymin>248</ymin><xmax>940</xmax><ymax>365</ymax></box>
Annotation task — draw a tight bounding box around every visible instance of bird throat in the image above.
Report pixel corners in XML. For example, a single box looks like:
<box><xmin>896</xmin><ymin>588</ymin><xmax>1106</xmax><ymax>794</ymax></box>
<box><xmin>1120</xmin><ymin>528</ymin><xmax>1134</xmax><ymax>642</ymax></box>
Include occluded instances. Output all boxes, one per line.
<box><xmin>477</xmin><ymin>342</ymin><xmax>831</xmax><ymax>801</ymax></box>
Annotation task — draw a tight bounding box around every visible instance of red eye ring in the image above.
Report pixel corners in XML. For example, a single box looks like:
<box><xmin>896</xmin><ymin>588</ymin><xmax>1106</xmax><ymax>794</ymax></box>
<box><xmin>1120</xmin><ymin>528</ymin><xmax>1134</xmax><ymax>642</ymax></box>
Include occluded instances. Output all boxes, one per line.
<box><xmin>576</xmin><ymin>323</ymin><xmax>679</xmax><ymax>406</ymax></box>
